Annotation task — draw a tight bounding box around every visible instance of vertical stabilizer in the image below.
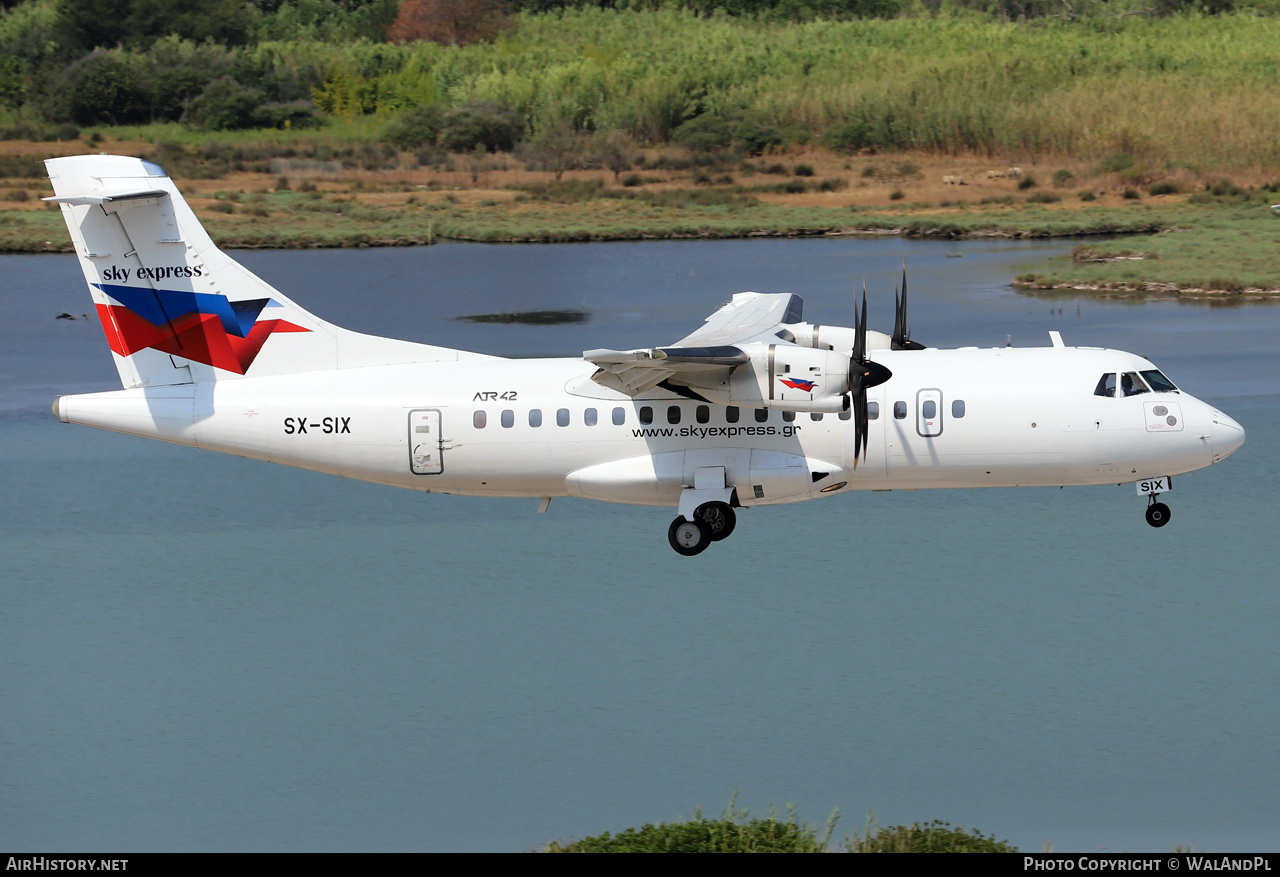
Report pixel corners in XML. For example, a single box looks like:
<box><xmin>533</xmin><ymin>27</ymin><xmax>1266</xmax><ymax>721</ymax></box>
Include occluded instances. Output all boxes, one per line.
<box><xmin>45</xmin><ymin>154</ymin><xmax>483</xmax><ymax>390</ymax></box>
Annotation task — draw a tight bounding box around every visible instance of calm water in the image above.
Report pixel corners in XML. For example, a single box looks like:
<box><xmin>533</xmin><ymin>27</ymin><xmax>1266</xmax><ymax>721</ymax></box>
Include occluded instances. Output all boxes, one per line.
<box><xmin>1</xmin><ymin>239</ymin><xmax>1277</xmax><ymax>852</ymax></box>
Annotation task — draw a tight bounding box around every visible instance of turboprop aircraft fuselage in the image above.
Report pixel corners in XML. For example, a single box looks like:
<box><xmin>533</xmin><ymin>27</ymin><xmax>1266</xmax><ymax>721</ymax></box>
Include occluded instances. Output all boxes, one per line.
<box><xmin>41</xmin><ymin>153</ymin><xmax>1244</xmax><ymax>555</ymax></box>
<box><xmin>54</xmin><ymin>344</ymin><xmax>1241</xmax><ymax>502</ymax></box>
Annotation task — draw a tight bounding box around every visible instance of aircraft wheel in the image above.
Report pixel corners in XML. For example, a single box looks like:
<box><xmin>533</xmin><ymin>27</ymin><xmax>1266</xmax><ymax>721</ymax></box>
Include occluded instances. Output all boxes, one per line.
<box><xmin>696</xmin><ymin>501</ymin><xmax>737</xmax><ymax>542</ymax></box>
<box><xmin>1145</xmin><ymin>502</ymin><xmax>1171</xmax><ymax>528</ymax></box>
<box><xmin>668</xmin><ymin>516</ymin><xmax>712</xmax><ymax>556</ymax></box>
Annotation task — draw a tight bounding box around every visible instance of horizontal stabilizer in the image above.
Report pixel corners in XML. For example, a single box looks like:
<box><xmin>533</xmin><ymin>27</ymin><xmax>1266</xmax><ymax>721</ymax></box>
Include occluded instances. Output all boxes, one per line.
<box><xmin>43</xmin><ymin>189</ymin><xmax>169</xmax><ymax>206</ymax></box>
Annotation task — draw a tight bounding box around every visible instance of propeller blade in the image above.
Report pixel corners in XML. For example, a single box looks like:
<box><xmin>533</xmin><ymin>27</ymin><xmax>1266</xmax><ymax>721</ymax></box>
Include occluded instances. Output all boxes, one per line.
<box><xmin>892</xmin><ymin>262</ymin><xmax>926</xmax><ymax>351</ymax></box>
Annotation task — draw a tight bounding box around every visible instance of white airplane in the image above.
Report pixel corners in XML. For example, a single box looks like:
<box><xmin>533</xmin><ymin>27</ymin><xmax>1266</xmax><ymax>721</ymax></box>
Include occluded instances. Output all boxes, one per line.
<box><xmin>44</xmin><ymin>155</ymin><xmax>1245</xmax><ymax>555</ymax></box>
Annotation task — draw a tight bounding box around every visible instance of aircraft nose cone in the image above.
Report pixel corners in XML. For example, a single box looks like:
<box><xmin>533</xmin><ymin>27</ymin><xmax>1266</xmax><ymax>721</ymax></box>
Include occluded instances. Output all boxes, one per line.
<box><xmin>1211</xmin><ymin>410</ymin><xmax>1246</xmax><ymax>462</ymax></box>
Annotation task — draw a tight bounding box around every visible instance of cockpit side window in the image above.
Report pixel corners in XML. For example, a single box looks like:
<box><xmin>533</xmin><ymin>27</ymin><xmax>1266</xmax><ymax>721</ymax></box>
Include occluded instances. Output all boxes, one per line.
<box><xmin>1141</xmin><ymin>370</ymin><xmax>1178</xmax><ymax>393</ymax></box>
<box><xmin>1121</xmin><ymin>372</ymin><xmax>1150</xmax><ymax>397</ymax></box>
<box><xmin>1094</xmin><ymin>373</ymin><xmax>1116</xmax><ymax>397</ymax></box>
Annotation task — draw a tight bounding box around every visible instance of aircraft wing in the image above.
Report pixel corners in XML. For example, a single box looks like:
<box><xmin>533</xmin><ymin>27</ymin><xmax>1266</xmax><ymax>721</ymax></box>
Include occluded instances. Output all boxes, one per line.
<box><xmin>584</xmin><ymin>293</ymin><xmax>803</xmax><ymax>398</ymax></box>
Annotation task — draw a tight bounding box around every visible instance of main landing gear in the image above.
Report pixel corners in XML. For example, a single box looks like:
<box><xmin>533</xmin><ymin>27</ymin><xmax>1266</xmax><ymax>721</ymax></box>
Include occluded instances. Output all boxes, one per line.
<box><xmin>667</xmin><ymin>501</ymin><xmax>737</xmax><ymax>556</ymax></box>
<box><xmin>1145</xmin><ymin>494</ymin><xmax>1172</xmax><ymax>528</ymax></box>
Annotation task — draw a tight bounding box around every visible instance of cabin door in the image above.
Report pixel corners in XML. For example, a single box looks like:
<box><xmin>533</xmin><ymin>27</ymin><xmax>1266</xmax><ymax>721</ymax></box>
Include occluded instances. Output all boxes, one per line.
<box><xmin>409</xmin><ymin>409</ymin><xmax>444</xmax><ymax>475</ymax></box>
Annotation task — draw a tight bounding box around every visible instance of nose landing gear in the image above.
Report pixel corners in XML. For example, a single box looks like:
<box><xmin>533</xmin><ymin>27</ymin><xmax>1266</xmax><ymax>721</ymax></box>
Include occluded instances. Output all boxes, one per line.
<box><xmin>1145</xmin><ymin>493</ymin><xmax>1172</xmax><ymax>528</ymax></box>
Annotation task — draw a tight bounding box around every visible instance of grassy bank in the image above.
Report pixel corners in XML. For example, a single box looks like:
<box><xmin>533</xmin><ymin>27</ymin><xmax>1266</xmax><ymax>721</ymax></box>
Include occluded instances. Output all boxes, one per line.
<box><xmin>6</xmin><ymin>138</ymin><xmax>1279</xmax><ymax>297</ymax></box>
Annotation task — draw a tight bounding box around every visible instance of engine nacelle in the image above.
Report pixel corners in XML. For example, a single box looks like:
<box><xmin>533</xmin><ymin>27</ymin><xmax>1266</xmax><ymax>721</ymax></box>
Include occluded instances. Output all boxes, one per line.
<box><xmin>696</xmin><ymin>342</ymin><xmax>851</xmax><ymax>412</ymax></box>
<box><xmin>778</xmin><ymin>322</ymin><xmax>892</xmax><ymax>354</ymax></box>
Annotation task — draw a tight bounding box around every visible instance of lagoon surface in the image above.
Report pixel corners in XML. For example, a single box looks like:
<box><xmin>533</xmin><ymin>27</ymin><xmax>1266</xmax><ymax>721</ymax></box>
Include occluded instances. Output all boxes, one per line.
<box><xmin>2</xmin><ymin>238</ymin><xmax>1277</xmax><ymax>852</ymax></box>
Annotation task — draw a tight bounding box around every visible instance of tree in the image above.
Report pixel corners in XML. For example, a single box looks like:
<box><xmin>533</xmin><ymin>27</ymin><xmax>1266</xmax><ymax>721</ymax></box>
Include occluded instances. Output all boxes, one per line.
<box><xmin>594</xmin><ymin>130</ymin><xmax>637</xmax><ymax>181</ymax></box>
<box><xmin>533</xmin><ymin>121</ymin><xmax>587</xmax><ymax>181</ymax></box>
<box><xmin>387</xmin><ymin>0</ymin><xmax>510</xmax><ymax>46</ymax></box>
<box><xmin>54</xmin><ymin>0</ymin><xmax>254</xmax><ymax>55</ymax></box>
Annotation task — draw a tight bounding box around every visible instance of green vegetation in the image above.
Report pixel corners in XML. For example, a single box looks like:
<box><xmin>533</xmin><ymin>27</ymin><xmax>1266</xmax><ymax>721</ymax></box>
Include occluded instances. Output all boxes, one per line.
<box><xmin>544</xmin><ymin>809</ymin><xmax>833</xmax><ymax>853</ymax></box>
<box><xmin>0</xmin><ymin>0</ymin><xmax>1278</xmax><ymax>295</ymax></box>
<box><xmin>849</xmin><ymin>820</ymin><xmax>1019</xmax><ymax>853</ymax></box>
<box><xmin>1</xmin><ymin>3</ymin><xmax>1280</xmax><ymax>169</ymax></box>
<box><xmin>541</xmin><ymin>806</ymin><xmax>1017</xmax><ymax>852</ymax></box>
<box><xmin>1016</xmin><ymin>199</ymin><xmax>1280</xmax><ymax>296</ymax></box>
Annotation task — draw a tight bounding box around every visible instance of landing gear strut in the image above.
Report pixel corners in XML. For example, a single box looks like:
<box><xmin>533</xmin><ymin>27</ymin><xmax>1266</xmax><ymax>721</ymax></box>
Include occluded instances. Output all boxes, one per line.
<box><xmin>667</xmin><ymin>500</ymin><xmax>737</xmax><ymax>555</ymax></box>
<box><xmin>1145</xmin><ymin>494</ymin><xmax>1171</xmax><ymax>528</ymax></box>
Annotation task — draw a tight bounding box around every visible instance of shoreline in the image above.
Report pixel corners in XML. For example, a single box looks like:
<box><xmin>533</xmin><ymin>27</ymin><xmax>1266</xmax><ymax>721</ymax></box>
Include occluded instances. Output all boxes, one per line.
<box><xmin>3</xmin><ymin>142</ymin><xmax>1277</xmax><ymax>298</ymax></box>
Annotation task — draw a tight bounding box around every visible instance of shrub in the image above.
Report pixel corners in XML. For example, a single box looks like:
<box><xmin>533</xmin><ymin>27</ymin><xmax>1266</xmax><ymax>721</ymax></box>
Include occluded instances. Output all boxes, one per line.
<box><xmin>545</xmin><ymin>814</ymin><xmax>829</xmax><ymax>853</ymax></box>
<box><xmin>1099</xmin><ymin>152</ymin><xmax>1135</xmax><ymax>174</ymax></box>
<box><xmin>889</xmin><ymin>188</ymin><xmax>904</xmax><ymax>200</ymax></box>
<box><xmin>1017</xmin><ymin>175</ymin><xmax>1037</xmax><ymax>190</ymax></box>
<box><xmin>1026</xmin><ymin>191</ymin><xmax>1060</xmax><ymax>203</ymax></box>
<box><xmin>821</xmin><ymin>118</ymin><xmax>873</xmax><ymax>154</ymax></box>
<box><xmin>849</xmin><ymin>821</ymin><xmax>1017</xmax><ymax>853</ymax></box>
<box><xmin>183</xmin><ymin>76</ymin><xmax>263</xmax><ymax>131</ymax></box>
<box><xmin>1080</xmin><ymin>191</ymin><xmax>1097</xmax><ymax>201</ymax></box>
<box><xmin>6</xmin><ymin>188</ymin><xmax>29</xmax><ymax>202</ymax></box>
<box><xmin>818</xmin><ymin>178</ymin><xmax>848</xmax><ymax>192</ymax></box>
<box><xmin>52</xmin><ymin>51</ymin><xmax>149</xmax><ymax>126</ymax></box>
<box><xmin>672</xmin><ymin>115</ymin><xmax>732</xmax><ymax>153</ymax></box>
<box><xmin>734</xmin><ymin>121</ymin><xmax>783</xmax><ymax>156</ymax></box>
<box><xmin>1052</xmin><ymin>169</ymin><xmax>1074</xmax><ymax>188</ymax></box>
<box><xmin>763</xmin><ymin>162</ymin><xmax>788</xmax><ymax>175</ymax></box>
<box><xmin>1122</xmin><ymin>187</ymin><xmax>1142</xmax><ymax>199</ymax></box>
<box><xmin>1208</xmin><ymin>178</ymin><xmax>1244</xmax><ymax>197</ymax></box>
<box><xmin>793</xmin><ymin>163</ymin><xmax>814</xmax><ymax>177</ymax></box>
<box><xmin>783</xmin><ymin>179</ymin><xmax>806</xmax><ymax>193</ymax></box>
<box><xmin>1149</xmin><ymin>181</ymin><xmax>1181</xmax><ymax>196</ymax></box>
<box><xmin>383</xmin><ymin>104</ymin><xmax>447</xmax><ymax>150</ymax></box>
<box><xmin>439</xmin><ymin>102</ymin><xmax>525</xmax><ymax>153</ymax></box>
<box><xmin>621</xmin><ymin>173</ymin><xmax>643</xmax><ymax>187</ymax></box>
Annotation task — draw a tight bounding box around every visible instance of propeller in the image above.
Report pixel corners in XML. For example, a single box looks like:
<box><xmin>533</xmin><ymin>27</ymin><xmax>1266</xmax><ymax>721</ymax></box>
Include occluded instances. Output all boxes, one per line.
<box><xmin>891</xmin><ymin>262</ymin><xmax>926</xmax><ymax>351</ymax></box>
<box><xmin>850</xmin><ymin>282</ymin><xmax>893</xmax><ymax>468</ymax></box>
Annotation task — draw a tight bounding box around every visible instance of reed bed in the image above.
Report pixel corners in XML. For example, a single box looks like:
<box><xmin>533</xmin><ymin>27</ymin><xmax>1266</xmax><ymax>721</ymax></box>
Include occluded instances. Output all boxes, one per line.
<box><xmin>271</xmin><ymin>9</ymin><xmax>1280</xmax><ymax>170</ymax></box>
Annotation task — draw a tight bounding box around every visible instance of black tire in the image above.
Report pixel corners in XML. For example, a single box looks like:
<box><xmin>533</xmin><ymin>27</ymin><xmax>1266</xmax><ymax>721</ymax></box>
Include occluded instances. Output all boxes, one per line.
<box><xmin>695</xmin><ymin>501</ymin><xmax>737</xmax><ymax>542</ymax></box>
<box><xmin>668</xmin><ymin>516</ymin><xmax>712</xmax><ymax>556</ymax></box>
<box><xmin>1145</xmin><ymin>502</ymin><xmax>1171</xmax><ymax>528</ymax></box>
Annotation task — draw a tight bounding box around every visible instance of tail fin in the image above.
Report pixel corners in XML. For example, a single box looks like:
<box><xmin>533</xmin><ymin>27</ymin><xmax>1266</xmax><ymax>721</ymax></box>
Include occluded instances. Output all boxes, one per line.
<box><xmin>45</xmin><ymin>154</ymin><xmax>481</xmax><ymax>389</ymax></box>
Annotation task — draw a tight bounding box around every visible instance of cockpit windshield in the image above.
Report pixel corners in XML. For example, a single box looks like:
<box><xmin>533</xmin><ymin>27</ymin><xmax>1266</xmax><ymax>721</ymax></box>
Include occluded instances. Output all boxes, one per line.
<box><xmin>1121</xmin><ymin>372</ymin><xmax>1150</xmax><ymax>396</ymax></box>
<box><xmin>1141</xmin><ymin>369</ymin><xmax>1178</xmax><ymax>392</ymax></box>
<box><xmin>1095</xmin><ymin>370</ymin><xmax>1178</xmax><ymax>397</ymax></box>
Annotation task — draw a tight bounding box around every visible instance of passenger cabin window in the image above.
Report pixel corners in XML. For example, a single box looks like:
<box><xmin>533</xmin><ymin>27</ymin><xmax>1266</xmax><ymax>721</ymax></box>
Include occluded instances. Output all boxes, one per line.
<box><xmin>585</xmin><ymin>408</ymin><xmax>598</xmax><ymax>426</ymax></box>
<box><xmin>755</xmin><ymin>408</ymin><xmax>769</xmax><ymax>423</ymax></box>
<box><xmin>894</xmin><ymin>401</ymin><xmax>907</xmax><ymax>420</ymax></box>
<box><xmin>922</xmin><ymin>400</ymin><xmax>937</xmax><ymax>419</ymax></box>
<box><xmin>838</xmin><ymin>409</ymin><xmax>852</xmax><ymax>421</ymax></box>
<box><xmin>639</xmin><ymin>406</ymin><xmax>653</xmax><ymax>425</ymax></box>
<box><xmin>529</xmin><ymin>409</ymin><xmax>543</xmax><ymax>427</ymax></box>
<box><xmin>696</xmin><ymin>405</ymin><xmax>710</xmax><ymax>424</ymax></box>
<box><xmin>952</xmin><ymin>400</ymin><xmax>966</xmax><ymax>418</ymax></box>
<box><xmin>1121</xmin><ymin>372</ymin><xmax>1151</xmax><ymax>397</ymax></box>
<box><xmin>867</xmin><ymin>401</ymin><xmax>879</xmax><ymax>420</ymax></box>
<box><xmin>810</xmin><ymin>413</ymin><xmax>823</xmax><ymax>421</ymax></box>
<box><xmin>1095</xmin><ymin>373</ymin><xmax>1117</xmax><ymax>397</ymax></box>
<box><xmin>667</xmin><ymin>406</ymin><xmax>681</xmax><ymax>425</ymax></box>
<box><xmin>612</xmin><ymin>407</ymin><xmax>625</xmax><ymax>425</ymax></box>
<box><xmin>556</xmin><ymin>408</ymin><xmax>570</xmax><ymax>427</ymax></box>
<box><xmin>501</xmin><ymin>409</ymin><xmax>514</xmax><ymax>428</ymax></box>
<box><xmin>726</xmin><ymin>407</ymin><xmax>740</xmax><ymax>423</ymax></box>
<box><xmin>782</xmin><ymin>410</ymin><xmax>796</xmax><ymax>422</ymax></box>
<box><xmin>473</xmin><ymin>410</ymin><xmax>487</xmax><ymax>429</ymax></box>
